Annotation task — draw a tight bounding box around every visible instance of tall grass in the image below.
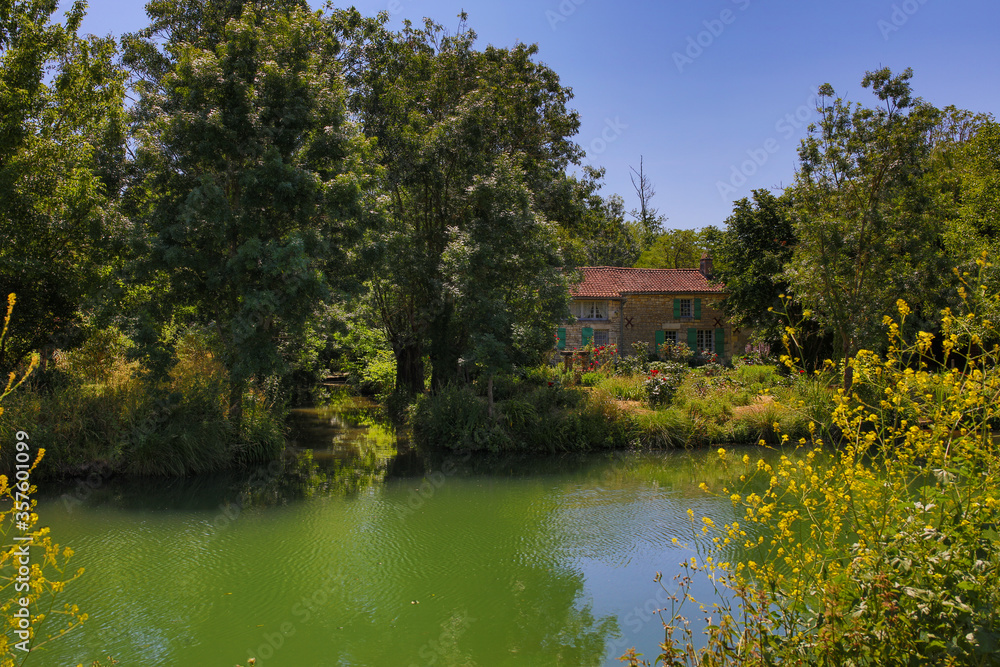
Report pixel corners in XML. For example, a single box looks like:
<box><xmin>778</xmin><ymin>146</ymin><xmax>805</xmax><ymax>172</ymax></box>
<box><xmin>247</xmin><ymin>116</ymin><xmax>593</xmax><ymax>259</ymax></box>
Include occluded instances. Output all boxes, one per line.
<box><xmin>0</xmin><ymin>326</ymin><xmax>286</xmax><ymax>477</ymax></box>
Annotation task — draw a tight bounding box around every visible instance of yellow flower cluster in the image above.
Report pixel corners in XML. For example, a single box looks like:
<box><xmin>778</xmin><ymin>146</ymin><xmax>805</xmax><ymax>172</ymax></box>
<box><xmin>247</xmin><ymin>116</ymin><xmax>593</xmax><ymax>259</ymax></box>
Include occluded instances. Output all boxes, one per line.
<box><xmin>651</xmin><ymin>262</ymin><xmax>1000</xmax><ymax>665</ymax></box>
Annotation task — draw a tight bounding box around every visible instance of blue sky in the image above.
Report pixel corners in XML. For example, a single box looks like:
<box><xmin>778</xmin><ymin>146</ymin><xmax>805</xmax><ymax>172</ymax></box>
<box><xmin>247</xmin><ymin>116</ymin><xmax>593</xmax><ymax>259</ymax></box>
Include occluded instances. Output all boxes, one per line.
<box><xmin>70</xmin><ymin>0</ymin><xmax>1000</xmax><ymax>230</ymax></box>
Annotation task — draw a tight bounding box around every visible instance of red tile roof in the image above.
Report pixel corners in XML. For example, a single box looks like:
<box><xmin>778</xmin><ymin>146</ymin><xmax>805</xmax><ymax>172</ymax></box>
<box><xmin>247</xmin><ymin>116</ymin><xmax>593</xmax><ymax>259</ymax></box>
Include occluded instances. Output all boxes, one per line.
<box><xmin>571</xmin><ymin>267</ymin><xmax>725</xmax><ymax>298</ymax></box>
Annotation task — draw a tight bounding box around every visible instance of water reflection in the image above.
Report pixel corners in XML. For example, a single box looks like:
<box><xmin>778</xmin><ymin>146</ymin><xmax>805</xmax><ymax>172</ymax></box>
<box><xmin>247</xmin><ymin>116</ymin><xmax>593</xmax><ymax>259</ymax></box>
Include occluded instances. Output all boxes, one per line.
<box><xmin>32</xmin><ymin>403</ymin><xmax>771</xmax><ymax>666</ymax></box>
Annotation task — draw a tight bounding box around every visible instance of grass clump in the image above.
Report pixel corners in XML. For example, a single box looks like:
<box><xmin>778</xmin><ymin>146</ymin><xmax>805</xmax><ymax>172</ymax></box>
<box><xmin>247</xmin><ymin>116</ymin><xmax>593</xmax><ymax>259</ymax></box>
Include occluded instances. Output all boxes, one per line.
<box><xmin>0</xmin><ymin>325</ymin><xmax>286</xmax><ymax>477</ymax></box>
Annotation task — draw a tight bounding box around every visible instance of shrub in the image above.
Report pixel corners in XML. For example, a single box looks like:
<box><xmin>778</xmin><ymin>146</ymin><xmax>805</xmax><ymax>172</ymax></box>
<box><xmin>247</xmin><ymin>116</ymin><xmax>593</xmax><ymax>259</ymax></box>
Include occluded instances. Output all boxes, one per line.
<box><xmin>734</xmin><ymin>364</ymin><xmax>783</xmax><ymax>387</ymax></box>
<box><xmin>644</xmin><ymin>362</ymin><xmax>688</xmax><ymax>407</ymax></box>
<box><xmin>658</xmin><ymin>340</ymin><xmax>693</xmax><ymax>364</ymax></box>
<box><xmin>411</xmin><ymin>385</ymin><xmax>502</xmax><ymax>451</ymax></box>
<box><xmin>628</xmin><ymin>408</ymin><xmax>693</xmax><ymax>448</ymax></box>
<box><xmin>358</xmin><ymin>348</ymin><xmax>396</xmax><ymax>400</ymax></box>
<box><xmin>631</xmin><ymin>280</ymin><xmax>1000</xmax><ymax>665</ymax></box>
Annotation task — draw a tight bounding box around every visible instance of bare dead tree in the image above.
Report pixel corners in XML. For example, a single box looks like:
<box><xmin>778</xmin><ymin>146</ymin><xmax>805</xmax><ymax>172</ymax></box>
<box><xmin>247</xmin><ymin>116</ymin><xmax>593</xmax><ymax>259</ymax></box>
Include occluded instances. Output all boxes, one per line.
<box><xmin>629</xmin><ymin>156</ymin><xmax>664</xmax><ymax>245</ymax></box>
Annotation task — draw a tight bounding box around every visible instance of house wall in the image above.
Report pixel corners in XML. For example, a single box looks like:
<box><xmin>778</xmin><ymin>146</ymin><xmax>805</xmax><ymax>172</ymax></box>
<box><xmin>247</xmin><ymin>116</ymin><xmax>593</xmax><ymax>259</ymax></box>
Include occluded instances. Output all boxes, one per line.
<box><xmin>560</xmin><ymin>294</ymin><xmax>752</xmax><ymax>361</ymax></box>
<box><xmin>622</xmin><ymin>294</ymin><xmax>727</xmax><ymax>356</ymax></box>
<box><xmin>559</xmin><ymin>299</ymin><xmax>623</xmax><ymax>351</ymax></box>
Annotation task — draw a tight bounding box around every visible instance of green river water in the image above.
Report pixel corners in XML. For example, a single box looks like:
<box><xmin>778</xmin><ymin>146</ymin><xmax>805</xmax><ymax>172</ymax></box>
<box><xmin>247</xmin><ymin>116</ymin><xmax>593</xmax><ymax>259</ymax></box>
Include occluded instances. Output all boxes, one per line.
<box><xmin>32</xmin><ymin>400</ymin><xmax>767</xmax><ymax>666</ymax></box>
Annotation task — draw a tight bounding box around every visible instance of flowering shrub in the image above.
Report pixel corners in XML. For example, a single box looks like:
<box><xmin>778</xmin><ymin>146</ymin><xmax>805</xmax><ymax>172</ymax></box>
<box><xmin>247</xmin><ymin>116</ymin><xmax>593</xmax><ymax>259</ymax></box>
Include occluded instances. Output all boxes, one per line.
<box><xmin>692</xmin><ymin>349</ymin><xmax>720</xmax><ymax>366</ymax></box>
<box><xmin>699</xmin><ymin>361</ymin><xmax>726</xmax><ymax>377</ymax></box>
<box><xmin>658</xmin><ymin>340</ymin><xmax>693</xmax><ymax>364</ymax></box>
<box><xmin>644</xmin><ymin>362</ymin><xmax>688</xmax><ymax>407</ymax></box>
<box><xmin>588</xmin><ymin>343</ymin><xmax>617</xmax><ymax>373</ymax></box>
<box><xmin>627</xmin><ymin>259</ymin><xmax>1000</xmax><ymax>666</ymax></box>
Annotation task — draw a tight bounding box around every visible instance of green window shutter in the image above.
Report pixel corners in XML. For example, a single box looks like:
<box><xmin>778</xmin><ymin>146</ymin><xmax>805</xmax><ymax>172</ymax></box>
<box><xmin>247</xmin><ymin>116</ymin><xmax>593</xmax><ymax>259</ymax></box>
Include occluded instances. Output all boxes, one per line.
<box><xmin>687</xmin><ymin>328</ymin><xmax>697</xmax><ymax>349</ymax></box>
<box><xmin>655</xmin><ymin>330</ymin><xmax>665</xmax><ymax>348</ymax></box>
<box><xmin>582</xmin><ymin>327</ymin><xmax>593</xmax><ymax>347</ymax></box>
<box><xmin>557</xmin><ymin>327</ymin><xmax>566</xmax><ymax>350</ymax></box>
<box><xmin>673</xmin><ymin>299</ymin><xmax>681</xmax><ymax>318</ymax></box>
<box><xmin>694</xmin><ymin>298</ymin><xmax>702</xmax><ymax>320</ymax></box>
<box><xmin>715</xmin><ymin>328</ymin><xmax>725</xmax><ymax>356</ymax></box>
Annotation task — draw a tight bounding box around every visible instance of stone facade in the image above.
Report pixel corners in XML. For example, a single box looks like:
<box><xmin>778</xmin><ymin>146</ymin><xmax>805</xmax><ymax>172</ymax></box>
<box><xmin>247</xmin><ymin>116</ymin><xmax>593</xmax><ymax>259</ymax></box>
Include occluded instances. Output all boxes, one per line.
<box><xmin>558</xmin><ymin>295</ymin><xmax>750</xmax><ymax>361</ymax></box>
<box><xmin>556</xmin><ymin>265</ymin><xmax>750</xmax><ymax>362</ymax></box>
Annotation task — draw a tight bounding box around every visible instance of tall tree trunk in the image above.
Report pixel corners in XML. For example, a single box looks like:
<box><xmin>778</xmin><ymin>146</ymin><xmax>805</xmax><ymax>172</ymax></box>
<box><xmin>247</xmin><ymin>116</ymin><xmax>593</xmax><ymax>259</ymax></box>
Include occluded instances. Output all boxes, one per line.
<box><xmin>841</xmin><ymin>330</ymin><xmax>855</xmax><ymax>394</ymax></box>
<box><xmin>429</xmin><ymin>306</ymin><xmax>460</xmax><ymax>391</ymax></box>
<box><xmin>487</xmin><ymin>372</ymin><xmax>495</xmax><ymax>420</ymax></box>
<box><xmin>394</xmin><ymin>342</ymin><xmax>424</xmax><ymax>396</ymax></box>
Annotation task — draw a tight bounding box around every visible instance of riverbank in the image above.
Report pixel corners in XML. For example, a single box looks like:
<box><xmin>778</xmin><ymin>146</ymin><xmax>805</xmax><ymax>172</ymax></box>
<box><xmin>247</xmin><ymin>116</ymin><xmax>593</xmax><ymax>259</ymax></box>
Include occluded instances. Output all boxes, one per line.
<box><xmin>410</xmin><ymin>359</ymin><xmax>834</xmax><ymax>453</ymax></box>
<box><xmin>0</xmin><ymin>342</ymin><xmax>835</xmax><ymax>479</ymax></box>
<box><xmin>0</xmin><ymin>329</ymin><xmax>286</xmax><ymax>479</ymax></box>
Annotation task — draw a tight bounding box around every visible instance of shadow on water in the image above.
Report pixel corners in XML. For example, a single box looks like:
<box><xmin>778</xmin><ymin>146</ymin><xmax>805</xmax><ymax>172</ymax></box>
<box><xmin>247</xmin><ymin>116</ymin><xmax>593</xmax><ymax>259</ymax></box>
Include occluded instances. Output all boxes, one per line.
<box><xmin>34</xmin><ymin>397</ymin><xmax>789</xmax><ymax>665</ymax></box>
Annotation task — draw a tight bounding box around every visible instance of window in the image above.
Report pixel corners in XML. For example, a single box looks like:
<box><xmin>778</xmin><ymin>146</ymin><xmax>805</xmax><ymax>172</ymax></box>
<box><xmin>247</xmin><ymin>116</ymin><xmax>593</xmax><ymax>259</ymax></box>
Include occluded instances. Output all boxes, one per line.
<box><xmin>593</xmin><ymin>329</ymin><xmax>609</xmax><ymax>347</ymax></box>
<box><xmin>663</xmin><ymin>330</ymin><xmax>677</xmax><ymax>344</ymax></box>
<box><xmin>679</xmin><ymin>299</ymin><xmax>692</xmax><ymax>318</ymax></box>
<box><xmin>696</xmin><ymin>329</ymin><xmax>714</xmax><ymax>351</ymax></box>
<box><xmin>574</xmin><ymin>300</ymin><xmax>608</xmax><ymax>320</ymax></box>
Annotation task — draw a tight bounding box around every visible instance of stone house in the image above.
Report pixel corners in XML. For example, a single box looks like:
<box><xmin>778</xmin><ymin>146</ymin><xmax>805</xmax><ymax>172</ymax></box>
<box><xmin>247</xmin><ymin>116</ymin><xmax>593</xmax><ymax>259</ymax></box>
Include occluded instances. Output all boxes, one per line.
<box><xmin>556</xmin><ymin>258</ymin><xmax>748</xmax><ymax>361</ymax></box>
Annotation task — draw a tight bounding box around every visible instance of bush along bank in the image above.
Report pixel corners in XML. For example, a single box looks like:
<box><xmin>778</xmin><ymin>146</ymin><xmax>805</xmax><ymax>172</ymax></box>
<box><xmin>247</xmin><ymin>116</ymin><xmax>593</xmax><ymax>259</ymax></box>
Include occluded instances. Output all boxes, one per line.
<box><xmin>410</xmin><ymin>341</ymin><xmax>835</xmax><ymax>452</ymax></box>
<box><xmin>625</xmin><ymin>291</ymin><xmax>1000</xmax><ymax>665</ymax></box>
<box><xmin>0</xmin><ymin>326</ymin><xmax>286</xmax><ymax>479</ymax></box>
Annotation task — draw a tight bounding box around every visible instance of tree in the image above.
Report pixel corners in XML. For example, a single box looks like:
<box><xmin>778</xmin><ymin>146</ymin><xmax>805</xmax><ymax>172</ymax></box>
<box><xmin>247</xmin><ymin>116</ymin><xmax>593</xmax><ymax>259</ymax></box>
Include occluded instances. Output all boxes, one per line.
<box><xmin>634</xmin><ymin>228</ymin><xmax>707</xmax><ymax>269</ymax></box>
<box><xmin>333</xmin><ymin>12</ymin><xmax>581</xmax><ymax>392</ymax></box>
<box><xmin>440</xmin><ymin>156</ymin><xmax>570</xmax><ymax>415</ymax></box>
<box><xmin>543</xmin><ymin>165</ymin><xmax>644</xmax><ymax>268</ymax></box>
<box><xmin>947</xmin><ymin>119</ymin><xmax>1000</xmax><ymax>259</ymax></box>
<box><xmin>785</xmin><ymin>68</ymin><xmax>945</xmax><ymax>379</ymax></box>
<box><xmin>127</xmin><ymin>0</ymin><xmax>368</xmax><ymax>423</ymax></box>
<box><xmin>0</xmin><ymin>0</ymin><xmax>127</xmax><ymax>372</ymax></box>
<box><xmin>629</xmin><ymin>155</ymin><xmax>665</xmax><ymax>246</ymax></box>
<box><xmin>704</xmin><ymin>189</ymin><xmax>795</xmax><ymax>342</ymax></box>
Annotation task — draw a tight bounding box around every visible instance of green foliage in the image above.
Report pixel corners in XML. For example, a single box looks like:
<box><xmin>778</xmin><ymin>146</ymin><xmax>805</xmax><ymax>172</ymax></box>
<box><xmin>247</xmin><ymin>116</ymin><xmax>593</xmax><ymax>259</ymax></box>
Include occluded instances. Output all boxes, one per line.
<box><xmin>554</xmin><ymin>166</ymin><xmax>648</xmax><ymax>267</ymax></box>
<box><xmin>733</xmin><ymin>363</ymin><xmax>782</xmax><ymax>387</ymax></box>
<box><xmin>127</xmin><ymin>0</ymin><xmax>370</xmax><ymax>422</ymax></box>
<box><xmin>633</xmin><ymin>269</ymin><xmax>1000</xmax><ymax>666</ymax></box>
<box><xmin>331</xmin><ymin>313</ymin><xmax>396</xmax><ymax>399</ymax></box>
<box><xmin>0</xmin><ymin>0</ymin><xmax>127</xmax><ymax>371</ymax></box>
<box><xmin>0</xmin><ymin>325</ymin><xmax>285</xmax><ymax>477</ymax></box>
<box><xmin>595</xmin><ymin>374</ymin><xmax>646</xmax><ymax>401</ymax></box>
<box><xmin>786</xmin><ymin>67</ymin><xmax>948</xmax><ymax>362</ymax></box>
<box><xmin>657</xmin><ymin>340</ymin><xmax>693</xmax><ymax>364</ymax></box>
<box><xmin>411</xmin><ymin>377</ymin><xmax>634</xmax><ymax>452</ymax></box>
<box><xmin>704</xmin><ymin>189</ymin><xmax>795</xmax><ymax>344</ymax></box>
<box><xmin>411</xmin><ymin>384</ymin><xmax>504</xmax><ymax>451</ymax></box>
<box><xmin>334</xmin><ymin>11</ymin><xmax>582</xmax><ymax>392</ymax></box>
<box><xmin>634</xmin><ymin>228</ymin><xmax>707</xmax><ymax>269</ymax></box>
<box><xmin>627</xmin><ymin>409</ymin><xmax>692</xmax><ymax>449</ymax></box>
<box><xmin>644</xmin><ymin>361</ymin><xmax>688</xmax><ymax>407</ymax></box>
